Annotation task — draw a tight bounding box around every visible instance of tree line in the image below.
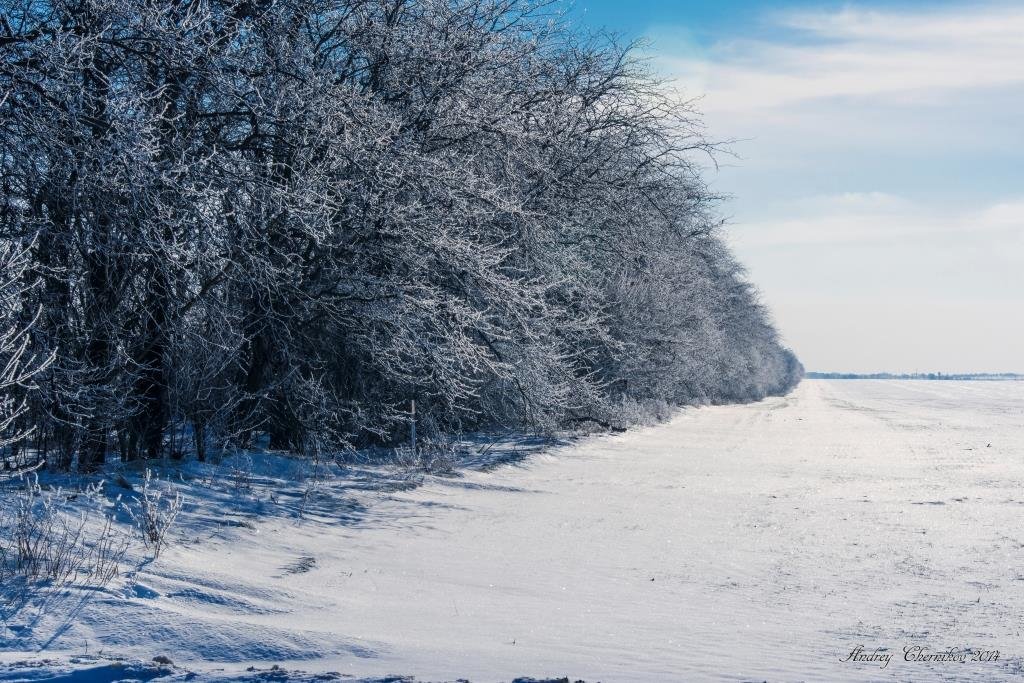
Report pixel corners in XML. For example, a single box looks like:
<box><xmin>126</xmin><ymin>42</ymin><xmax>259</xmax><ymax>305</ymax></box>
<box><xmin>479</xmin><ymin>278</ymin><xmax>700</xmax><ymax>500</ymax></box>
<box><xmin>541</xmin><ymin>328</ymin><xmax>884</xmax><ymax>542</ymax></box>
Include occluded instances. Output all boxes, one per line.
<box><xmin>0</xmin><ymin>0</ymin><xmax>802</xmax><ymax>472</ymax></box>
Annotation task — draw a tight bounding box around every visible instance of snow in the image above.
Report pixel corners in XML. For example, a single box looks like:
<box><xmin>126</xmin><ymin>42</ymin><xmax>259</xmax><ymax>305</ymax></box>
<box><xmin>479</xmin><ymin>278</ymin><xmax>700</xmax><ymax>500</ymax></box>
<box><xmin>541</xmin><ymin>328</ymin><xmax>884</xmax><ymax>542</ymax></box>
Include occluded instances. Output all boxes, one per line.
<box><xmin>3</xmin><ymin>379</ymin><xmax>1024</xmax><ymax>681</ymax></box>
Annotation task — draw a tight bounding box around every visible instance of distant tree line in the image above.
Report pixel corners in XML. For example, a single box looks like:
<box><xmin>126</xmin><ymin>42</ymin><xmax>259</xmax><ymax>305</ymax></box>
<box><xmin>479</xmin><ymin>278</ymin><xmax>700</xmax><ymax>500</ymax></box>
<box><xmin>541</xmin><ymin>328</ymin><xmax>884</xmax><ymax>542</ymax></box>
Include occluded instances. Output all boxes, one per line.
<box><xmin>806</xmin><ymin>372</ymin><xmax>1021</xmax><ymax>381</ymax></box>
<box><xmin>0</xmin><ymin>0</ymin><xmax>801</xmax><ymax>472</ymax></box>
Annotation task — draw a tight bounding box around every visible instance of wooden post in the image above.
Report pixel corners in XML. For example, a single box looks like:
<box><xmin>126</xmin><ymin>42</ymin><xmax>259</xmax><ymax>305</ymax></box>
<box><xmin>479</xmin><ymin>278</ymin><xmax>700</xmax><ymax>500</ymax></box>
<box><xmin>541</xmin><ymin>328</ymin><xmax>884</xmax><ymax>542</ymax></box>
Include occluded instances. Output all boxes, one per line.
<box><xmin>410</xmin><ymin>398</ymin><xmax>417</xmax><ymax>454</ymax></box>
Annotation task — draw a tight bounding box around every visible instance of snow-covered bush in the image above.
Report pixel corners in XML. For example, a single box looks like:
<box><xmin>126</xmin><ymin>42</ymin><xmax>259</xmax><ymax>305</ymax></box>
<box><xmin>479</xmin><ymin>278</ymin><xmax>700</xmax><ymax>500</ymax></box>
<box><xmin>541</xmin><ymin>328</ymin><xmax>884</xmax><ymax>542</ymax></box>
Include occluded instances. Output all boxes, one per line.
<box><xmin>0</xmin><ymin>477</ymin><xmax>129</xmax><ymax>591</ymax></box>
<box><xmin>393</xmin><ymin>435</ymin><xmax>460</xmax><ymax>475</ymax></box>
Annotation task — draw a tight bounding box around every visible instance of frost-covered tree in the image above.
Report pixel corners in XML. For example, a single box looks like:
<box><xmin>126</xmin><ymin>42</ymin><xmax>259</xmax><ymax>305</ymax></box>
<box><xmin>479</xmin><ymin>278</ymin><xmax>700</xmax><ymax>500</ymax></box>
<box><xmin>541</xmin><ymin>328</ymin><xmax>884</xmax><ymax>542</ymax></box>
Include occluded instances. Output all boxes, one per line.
<box><xmin>0</xmin><ymin>241</ymin><xmax>49</xmax><ymax>465</ymax></box>
<box><xmin>0</xmin><ymin>0</ymin><xmax>801</xmax><ymax>471</ymax></box>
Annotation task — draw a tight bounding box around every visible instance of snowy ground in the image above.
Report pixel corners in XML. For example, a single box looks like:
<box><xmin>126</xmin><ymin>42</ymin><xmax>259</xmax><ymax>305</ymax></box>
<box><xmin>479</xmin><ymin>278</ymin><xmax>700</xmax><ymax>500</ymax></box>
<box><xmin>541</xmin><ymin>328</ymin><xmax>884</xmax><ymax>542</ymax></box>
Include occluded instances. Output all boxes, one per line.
<box><xmin>2</xmin><ymin>379</ymin><xmax>1024</xmax><ymax>682</ymax></box>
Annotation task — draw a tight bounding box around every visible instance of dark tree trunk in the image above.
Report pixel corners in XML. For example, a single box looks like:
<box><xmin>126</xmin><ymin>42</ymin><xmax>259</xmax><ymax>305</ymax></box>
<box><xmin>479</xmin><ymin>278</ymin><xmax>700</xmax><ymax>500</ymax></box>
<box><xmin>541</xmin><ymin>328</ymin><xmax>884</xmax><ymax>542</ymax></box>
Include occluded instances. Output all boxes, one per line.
<box><xmin>129</xmin><ymin>273</ymin><xmax>170</xmax><ymax>460</ymax></box>
<box><xmin>80</xmin><ymin>251</ymin><xmax>112</xmax><ymax>474</ymax></box>
<box><xmin>193</xmin><ymin>421</ymin><xmax>207</xmax><ymax>462</ymax></box>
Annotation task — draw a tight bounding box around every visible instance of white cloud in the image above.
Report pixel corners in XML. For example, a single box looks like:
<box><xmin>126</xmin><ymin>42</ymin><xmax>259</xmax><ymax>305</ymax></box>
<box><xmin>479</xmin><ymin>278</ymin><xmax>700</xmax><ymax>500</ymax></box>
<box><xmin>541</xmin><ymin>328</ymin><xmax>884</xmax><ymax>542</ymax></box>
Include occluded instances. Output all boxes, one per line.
<box><xmin>729</xmin><ymin>193</ymin><xmax>1024</xmax><ymax>249</ymax></box>
<box><xmin>979</xmin><ymin>200</ymin><xmax>1024</xmax><ymax>229</ymax></box>
<box><xmin>790</xmin><ymin>192</ymin><xmax>911</xmax><ymax>213</ymax></box>
<box><xmin>779</xmin><ymin>5</ymin><xmax>1024</xmax><ymax>43</ymax></box>
<box><xmin>661</xmin><ymin>4</ymin><xmax>1024</xmax><ymax>113</ymax></box>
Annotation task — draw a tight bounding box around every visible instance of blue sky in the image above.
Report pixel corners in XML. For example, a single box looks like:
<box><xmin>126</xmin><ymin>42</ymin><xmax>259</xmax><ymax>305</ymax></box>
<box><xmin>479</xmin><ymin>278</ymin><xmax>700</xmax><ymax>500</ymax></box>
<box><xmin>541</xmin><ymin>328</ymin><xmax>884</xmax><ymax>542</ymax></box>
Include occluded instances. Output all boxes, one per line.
<box><xmin>572</xmin><ymin>0</ymin><xmax>952</xmax><ymax>38</ymax></box>
<box><xmin>569</xmin><ymin>1</ymin><xmax>1024</xmax><ymax>373</ymax></box>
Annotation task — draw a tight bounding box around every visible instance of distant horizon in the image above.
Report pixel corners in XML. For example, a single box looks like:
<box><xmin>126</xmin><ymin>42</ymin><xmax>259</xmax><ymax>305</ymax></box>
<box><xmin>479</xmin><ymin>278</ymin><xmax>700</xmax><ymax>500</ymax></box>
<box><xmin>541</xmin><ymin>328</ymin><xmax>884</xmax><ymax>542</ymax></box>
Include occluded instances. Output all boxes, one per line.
<box><xmin>806</xmin><ymin>371</ymin><xmax>1024</xmax><ymax>379</ymax></box>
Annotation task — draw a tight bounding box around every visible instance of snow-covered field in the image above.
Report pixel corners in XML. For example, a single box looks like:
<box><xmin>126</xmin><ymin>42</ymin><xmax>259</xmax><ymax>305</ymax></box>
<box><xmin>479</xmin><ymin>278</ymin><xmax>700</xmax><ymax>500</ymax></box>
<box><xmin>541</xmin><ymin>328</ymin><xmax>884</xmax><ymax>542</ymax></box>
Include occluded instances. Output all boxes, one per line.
<box><xmin>3</xmin><ymin>379</ymin><xmax>1024</xmax><ymax>681</ymax></box>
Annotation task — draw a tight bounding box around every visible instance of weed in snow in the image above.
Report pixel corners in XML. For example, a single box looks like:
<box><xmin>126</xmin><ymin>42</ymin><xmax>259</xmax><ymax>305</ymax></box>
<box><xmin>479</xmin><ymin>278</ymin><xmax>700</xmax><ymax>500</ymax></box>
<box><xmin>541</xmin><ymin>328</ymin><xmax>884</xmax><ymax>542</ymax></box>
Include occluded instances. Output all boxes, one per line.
<box><xmin>0</xmin><ymin>475</ymin><xmax>130</xmax><ymax>598</ymax></box>
<box><xmin>124</xmin><ymin>469</ymin><xmax>183</xmax><ymax>559</ymax></box>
